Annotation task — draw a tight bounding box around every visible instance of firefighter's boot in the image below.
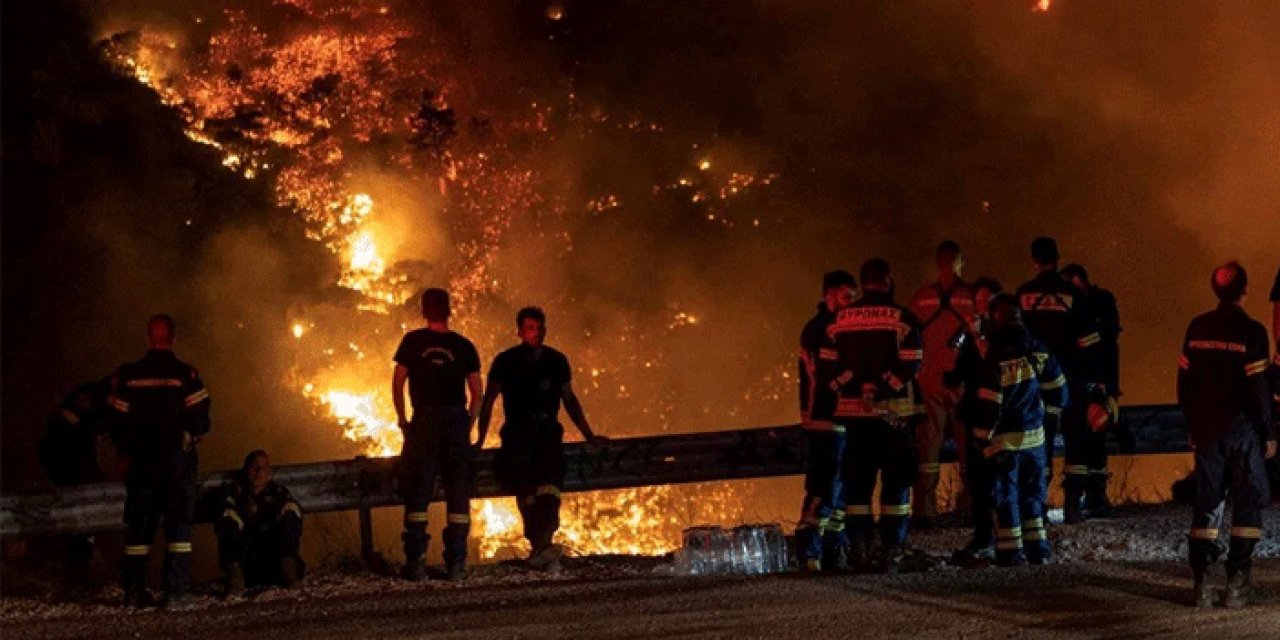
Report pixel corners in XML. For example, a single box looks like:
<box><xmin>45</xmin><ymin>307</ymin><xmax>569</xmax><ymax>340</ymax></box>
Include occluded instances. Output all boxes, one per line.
<box><xmin>1223</xmin><ymin>566</ymin><xmax>1252</xmax><ymax>609</ymax></box>
<box><xmin>1063</xmin><ymin>488</ymin><xmax>1086</xmax><ymax>525</ymax></box>
<box><xmin>225</xmin><ymin>562</ymin><xmax>246</xmax><ymax>598</ymax></box>
<box><xmin>1085</xmin><ymin>474</ymin><xmax>1114</xmax><ymax>519</ymax></box>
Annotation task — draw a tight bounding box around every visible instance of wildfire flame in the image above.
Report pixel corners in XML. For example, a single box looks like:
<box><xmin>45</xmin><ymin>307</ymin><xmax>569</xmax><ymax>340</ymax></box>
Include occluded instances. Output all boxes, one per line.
<box><xmin>101</xmin><ymin>1</ymin><xmax>770</xmax><ymax>559</ymax></box>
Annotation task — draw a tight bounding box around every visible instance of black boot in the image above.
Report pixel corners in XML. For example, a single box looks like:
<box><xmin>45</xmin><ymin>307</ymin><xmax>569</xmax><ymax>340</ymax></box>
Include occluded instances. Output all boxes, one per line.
<box><xmin>1064</xmin><ymin>489</ymin><xmax>1086</xmax><ymax>525</ymax></box>
<box><xmin>402</xmin><ymin>557</ymin><xmax>426</xmax><ymax>582</ymax></box>
<box><xmin>1085</xmin><ymin>475</ymin><xmax>1113</xmax><ymax>519</ymax></box>
<box><xmin>1223</xmin><ymin>537</ymin><xmax>1257</xmax><ymax>609</ymax></box>
<box><xmin>225</xmin><ymin>562</ymin><xmax>246</xmax><ymax>597</ymax></box>
<box><xmin>1223</xmin><ymin>566</ymin><xmax>1252</xmax><ymax>609</ymax></box>
<box><xmin>1192</xmin><ymin>565</ymin><xmax>1214</xmax><ymax>608</ymax></box>
<box><xmin>1189</xmin><ymin>538</ymin><xmax>1221</xmax><ymax>609</ymax></box>
<box><xmin>847</xmin><ymin>538</ymin><xmax>871</xmax><ymax>573</ymax></box>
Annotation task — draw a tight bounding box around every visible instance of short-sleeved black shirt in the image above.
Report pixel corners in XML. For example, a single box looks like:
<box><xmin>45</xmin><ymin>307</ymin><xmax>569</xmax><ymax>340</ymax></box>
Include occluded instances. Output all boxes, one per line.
<box><xmin>1270</xmin><ymin>265</ymin><xmax>1279</xmax><ymax>303</ymax></box>
<box><xmin>393</xmin><ymin>329</ymin><xmax>480</xmax><ymax>411</ymax></box>
<box><xmin>487</xmin><ymin>344</ymin><xmax>572</xmax><ymax>423</ymax></box>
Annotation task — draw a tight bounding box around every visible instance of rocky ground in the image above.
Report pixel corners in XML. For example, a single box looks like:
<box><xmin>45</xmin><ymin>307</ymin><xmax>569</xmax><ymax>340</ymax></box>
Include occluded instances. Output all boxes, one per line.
<box><xmin>2</xmin><ymin>504</ymin><xmax>1278</xmax><ymax>638</ymax></box>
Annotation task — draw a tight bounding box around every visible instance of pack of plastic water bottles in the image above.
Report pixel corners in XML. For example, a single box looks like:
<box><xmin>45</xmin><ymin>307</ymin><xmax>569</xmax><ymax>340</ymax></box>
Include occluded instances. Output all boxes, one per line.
<box><xmin>673</xmin><ymin>524</ymin><xmax>789</xmax><ymax>576</ymax></box>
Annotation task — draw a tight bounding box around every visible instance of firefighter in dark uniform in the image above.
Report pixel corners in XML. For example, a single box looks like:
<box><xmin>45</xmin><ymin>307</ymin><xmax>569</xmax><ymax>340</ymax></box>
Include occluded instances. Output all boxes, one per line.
<box><xmin>39</xmin><ymin>377</ymin><xmax>111</xmax><ymax>590</ymax></box>
<box><xmin>968</xmin><ymin>294</ymin><xmax>1068</xmax><ymax>566</ymax></box>
<box><xmin>794</xmin><ymin>270</ymin><xmax>856</xmax><ymax>570</ymax></box>
<box><xmin>1178</xmin><ymin>262</ymin><xmax>1276</xmax><ymax>608</ymax></box>
<box><xmin>108</xmin><ymin>314</ymin><xmax>211</xmax><ymax>607</ymax></box>
<box><xmin>946</xmin><ymin>277</ymin><xmax>1002</xmax><ymax>565</ymax></box>
<box><xmin>830</xmin><ymin>258</ymin><xmax>925</xmax><ymax>571</ymax></box>
<box><xmin>477</xmin><ymin>307</ymin><xmax>603</xmax><ymax>573</ymax></box>
<box><xmin>392</xmin><ymin>288</ymin><xmax>483</xmax><ymax>582</ymax></box>
<box><xmin>1062</xmin><ymin>263</ymin><xmax>1124</xmax><ymax>514</ymax></box>
<box><xmin>1015</xmin><ymin>237</ymin><xmax>1106</xmax><ymax>524</ymax></box>
<box><xmin>217</xmin><ymin>450</ymin><xmax>304</xmax><ymax>596</ymax></box>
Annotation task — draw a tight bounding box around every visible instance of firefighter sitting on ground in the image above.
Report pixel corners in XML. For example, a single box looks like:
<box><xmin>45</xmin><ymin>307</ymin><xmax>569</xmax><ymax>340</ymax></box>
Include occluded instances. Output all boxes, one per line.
<box><xmin>217</xmin><ymin>449</ymin><xmax>304</xmax><ymax>596</ymax></box>
<box><xmin>477</xmin><ymin>306</ymin><xmax>605</xmax><ymax>573</ymax></box>
<box><xmin>966</xmin><ymin>293</ymin><xmax>1067</xmax><ymax>566</ymax></box>
<box><xmin>1177</xmin><ymin>261</ymin><xmax>1275</xmax><ymax>608</ymax></box>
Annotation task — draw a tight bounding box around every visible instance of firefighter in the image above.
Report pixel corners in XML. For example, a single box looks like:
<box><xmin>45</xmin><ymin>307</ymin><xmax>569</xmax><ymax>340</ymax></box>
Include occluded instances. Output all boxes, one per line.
<box><xmin>108</xmin><ymin>314</ymin><xmax>211</xmax><ymax>607</ymax></box>
<box><xmin>968</xmin><ymin>294</ymin><xmax>1067</xmax><ymax>566</ymax></box>
<box><xmin>217</xmin><ymin>450</ymin><xmax>304</xmax><ymax>597</ymax></box>
<box><xmin>1062</xmin><ymin>263</ymin><xmax>1124</xmax><ymax>515</ymax></box>
<box><xmin>908</xmin><ymin>241</ymin><xmax>976</xmax><ymax>528</ymax></box>
<box><xmin>945</xmin><ymin>277</ymin><xmax>1002</xmax><ymax>565</ymax></box>
<box><xmin>39</xmin><ymin>377</ymin><xmax>111</xmax><ymax>592</ymax></box>
<box><xmin>1178</xmin><ymin>262</ymin><xmax>1275</xmax><ymax>608</ymax></box>
<box><xmin>392</xmin><ymin>288</ymin><xmax>483</xmax><ymax>582</ymax></box>
<box><xmin>476</xmin><ymin>307</ymin><xmax>604</xmax><ymax>574</ymax></box>
<box><xmin>831</xmin><ymin>258</ymin><xmax>924</xmax><ymax>572</ymax></box>
<box><xmin>1015</xmin><ymin>237</ymin><xmax>1106</xmax><ymax>524</ymax></box>
<box><xmin>794</xmin><ymin>270</ymin><xmax>857</xmax><ymax>570</ymax></box>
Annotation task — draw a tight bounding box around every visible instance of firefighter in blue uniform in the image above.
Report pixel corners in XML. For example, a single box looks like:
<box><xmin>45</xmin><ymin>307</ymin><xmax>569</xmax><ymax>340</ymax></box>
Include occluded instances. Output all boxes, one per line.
<box><xmin>109</xmin><ymin>314</ymin><xmax>211</xmax><ymax>607</ymax></box>
<box><xmin>392</xmin><ymin>288</ymin><xmax>483</xmax><ymax>582</ymax></box>
<box><xmin>477</xmin><ymin>306</ymin><xmax>603</xmax><ymax>574</ymax></box>
<box><xmin>1177</xmin><ymin>262</ymin><xmax>1275</xmax><ymax>608</ymax></box>
<box><xmin>946</xmin><ymin>277</ymin><xmax>1003</xmax><ymax>565</ymax></box>
<box><xmin>830</xmin><ymin>258</ymin><xmax>924</xmax><ymax>571</ymax></box>
<box><xmin>794</xmin><ymin>270</ymin><xmax>856</xmax><ymax>570</ymax></box>
<box><xmin>968</xmin><ymin>294</ymin><xmax>1067</xmax><ymax>566</ymax></box>
<box><xmin>217</xmin><ymin>450</ymin><xmax>304</xmax><ymax>596</ymax></box>
<box><xmin>1014</xmin><ymin>237</ymin><xmax>1106</xmax><ymax>524</ymax></box>
<box><xmin>40</xmin><ymin>377</ymin><xmax>111</xmax><ymax>591</ymax></box>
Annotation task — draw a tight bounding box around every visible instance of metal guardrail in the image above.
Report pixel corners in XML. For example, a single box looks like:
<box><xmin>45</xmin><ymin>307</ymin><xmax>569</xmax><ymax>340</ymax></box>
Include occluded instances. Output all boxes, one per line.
<box><xmin>1</xmin><ymin>404</ymin><xmax>1188</xmax><ymax>545</ymax></box>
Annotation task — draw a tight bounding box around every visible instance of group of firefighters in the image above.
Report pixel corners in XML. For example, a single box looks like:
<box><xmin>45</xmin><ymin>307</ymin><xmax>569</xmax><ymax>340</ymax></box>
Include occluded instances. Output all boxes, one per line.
<box><xmin>795</xmin><ymin>237</ymin><xmax>1278</xmax><ymax>607</ymax></box>
<box><xmin>43</xmin><ymin>293</ymin><xmax>601</xmax><ymax>606</ymax></box>
<box><xmin>36</xmin><ymin>237</ymin><xmax>1278</xmax><ymax>609</ymax></box>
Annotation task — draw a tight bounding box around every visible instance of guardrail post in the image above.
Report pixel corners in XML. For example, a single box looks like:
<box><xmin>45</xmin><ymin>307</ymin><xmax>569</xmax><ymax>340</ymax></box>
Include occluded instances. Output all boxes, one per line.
<box><xmin>355</xmin><ymin>456</ymin><xmax>376</xmax><ymax>568</ymax></box>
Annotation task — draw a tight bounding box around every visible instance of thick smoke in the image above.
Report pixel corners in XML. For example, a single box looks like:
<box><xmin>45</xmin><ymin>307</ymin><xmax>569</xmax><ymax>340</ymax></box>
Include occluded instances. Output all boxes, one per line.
<box><xmin>4</xmin><ymin>0</ymin><xmax>1278</xmax><ymax>491</ymax></box>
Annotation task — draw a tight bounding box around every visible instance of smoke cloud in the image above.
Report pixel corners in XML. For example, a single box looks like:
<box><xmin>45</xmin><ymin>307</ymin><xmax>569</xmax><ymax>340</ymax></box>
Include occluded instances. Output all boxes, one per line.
<box><xmin>4</xmin><ymin>0</ymin><xmax>1278</xmax><ymax>492</ymax></box>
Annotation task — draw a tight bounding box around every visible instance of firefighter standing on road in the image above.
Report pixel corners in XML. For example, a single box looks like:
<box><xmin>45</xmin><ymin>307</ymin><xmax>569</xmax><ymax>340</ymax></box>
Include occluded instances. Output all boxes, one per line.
<box><xmin>109</xmin><ymin>314</ymin><xmax>211</xmax><ymax>608</ymax></box>
<box><xmin>476</xmin><ymin>307</ymin><xmax>604</xmax><ymax>574</ymax></box>
<box><xmin>946</xmin><ymin>277</ymin><xmax>1003</xmax><ymax>565</ymax></box>
<box><xmin>831</xmin><ymin>258</ymin><xmax>925</xmax><ymax>572</ymax></box>
<box><xmin>1178</xmin><ymin>262</ymin><xmax>1276</xmax><ymax>608</ymax></box>
<box><xmin>1015</xmin><ymin>237</ymin><xmax>1106</xmax><ymax>524</ymax></box>
<box><xmin>1062</xmin><ymin>263</ymin><xmax>1124</xmax><ymax>515</ymax></box>
<box><xmin>40</xmin><ymin>377</ymin><xmax>111</xmax><ymax>592</ymax></box>
<box><xmin>968</xmin><ymin>294</ymin><xmax>1067</xmax><ymax>566</ymax></box>
<box><xmin>217</xmin><ymin>450</ymin><xmax>304</xmax><ymax>596</ymax></box>
<box><xmin>795</xmin><ymin>270</ymin><xmax>857</xmax><ymax>570</ymax></box>
<box><xmin>392</xmin><ymin>288</ymin><xmax>483</xmax><ymax>582</ymax></box>
<box><xmin>908</xmin><ymin>241</ymin><xmax>976</xmax><ymax>528</ymax></box>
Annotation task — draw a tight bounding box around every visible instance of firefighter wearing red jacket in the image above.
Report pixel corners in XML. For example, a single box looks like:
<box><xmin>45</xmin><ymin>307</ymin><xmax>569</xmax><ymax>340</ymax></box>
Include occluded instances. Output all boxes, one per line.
<box><xmin>1178</xmin><ymin>262</ymin><xmax>1275</xmax><ymax>608</ymax></box>
<box><xmin>830</xmin><ymin>258</ymin><xmax>925</xmax><ymax>572</ymax></box>
<box><xmin>908</xmin><ymin>241</ymin><xmax>976</xmax><ymax>527</ymax></box>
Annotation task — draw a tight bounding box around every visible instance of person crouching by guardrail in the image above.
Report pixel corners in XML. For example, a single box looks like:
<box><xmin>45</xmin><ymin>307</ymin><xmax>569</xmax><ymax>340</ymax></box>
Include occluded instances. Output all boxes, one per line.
<box><xmin>217</xmin><ymin>450</ymin><xmax>304</xmax><ymax>597</ymax></box>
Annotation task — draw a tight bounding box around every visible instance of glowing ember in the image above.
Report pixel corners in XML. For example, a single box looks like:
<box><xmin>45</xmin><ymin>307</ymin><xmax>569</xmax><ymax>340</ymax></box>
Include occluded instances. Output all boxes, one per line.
<box><xmin>1033</xmin><ymin>0</ymin><xmax>1053</xmax><ymax>12</ymax></box>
